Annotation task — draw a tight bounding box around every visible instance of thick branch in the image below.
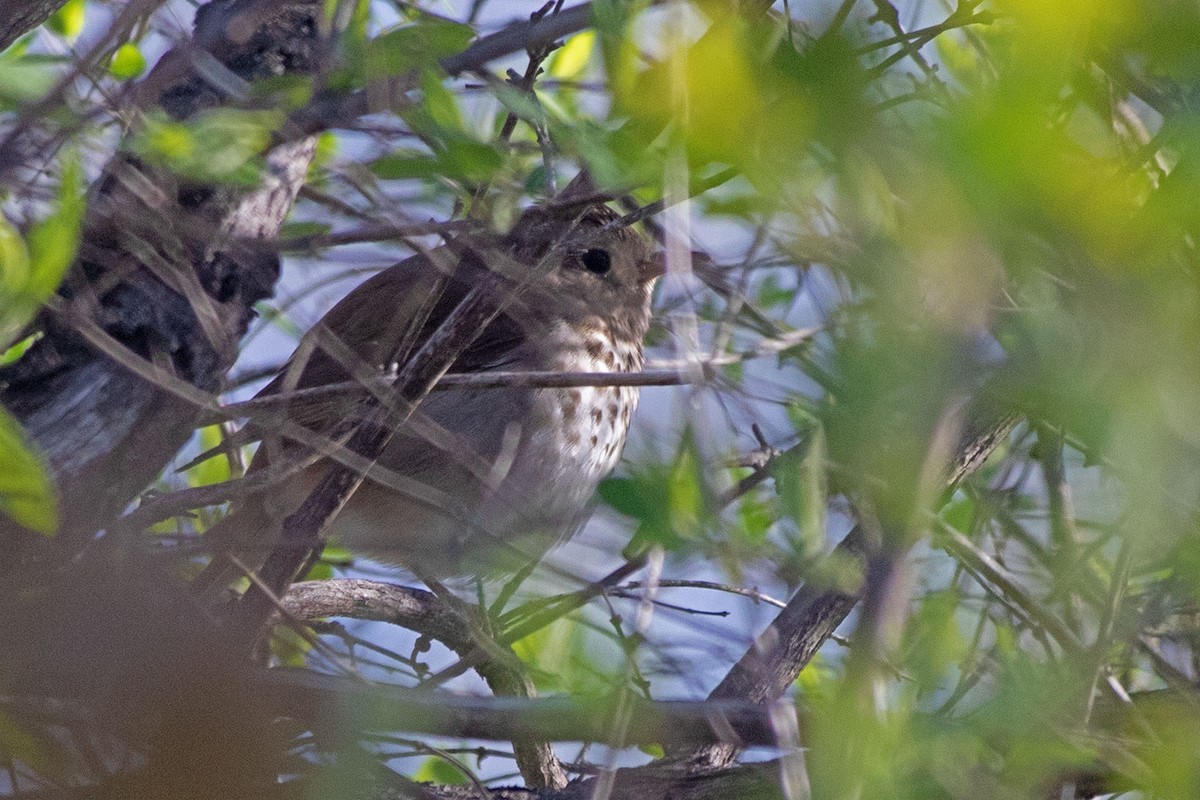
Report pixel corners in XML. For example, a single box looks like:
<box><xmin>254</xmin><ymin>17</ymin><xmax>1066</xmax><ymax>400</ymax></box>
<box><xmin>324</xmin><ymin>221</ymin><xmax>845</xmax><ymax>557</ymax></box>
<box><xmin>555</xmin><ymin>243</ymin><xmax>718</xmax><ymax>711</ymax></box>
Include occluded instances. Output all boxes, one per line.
<box><xmin>0</xmin><ymin>0</ymin><xmax>321</xmax><ymax>547</ymax></box>
<box><xmin>282</xmin><ymin>579</ymin><xmax>568</xmax><ymax>789</ymax></box>
<box><xmin>374</xmin><ymin>759</ymin><xmax>788</xmax><ymax>800</ymax></box>
<box><xmin>258</xmin><ymin>669</ymin><xmax>788</xmax><ymax>750</ymax></box>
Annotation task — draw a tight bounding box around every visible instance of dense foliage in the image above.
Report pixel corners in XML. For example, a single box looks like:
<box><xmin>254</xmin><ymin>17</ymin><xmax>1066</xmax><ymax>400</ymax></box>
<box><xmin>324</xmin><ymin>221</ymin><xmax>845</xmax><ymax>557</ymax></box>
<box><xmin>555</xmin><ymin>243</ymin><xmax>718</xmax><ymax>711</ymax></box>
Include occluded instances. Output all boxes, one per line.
<box><xmin>2</xmin><ymin>1</ymin><xmax>1200</xmax><ymax>798</ymax></box>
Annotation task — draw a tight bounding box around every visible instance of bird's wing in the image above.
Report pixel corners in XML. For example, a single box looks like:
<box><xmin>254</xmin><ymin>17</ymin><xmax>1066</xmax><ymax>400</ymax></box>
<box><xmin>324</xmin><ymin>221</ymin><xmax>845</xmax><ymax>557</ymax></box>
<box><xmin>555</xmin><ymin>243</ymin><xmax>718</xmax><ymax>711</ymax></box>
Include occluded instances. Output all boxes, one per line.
<box><xmin>245</xmin><ymin>244</ymin><xmax>531</xmax><ymax>477</ymax></box>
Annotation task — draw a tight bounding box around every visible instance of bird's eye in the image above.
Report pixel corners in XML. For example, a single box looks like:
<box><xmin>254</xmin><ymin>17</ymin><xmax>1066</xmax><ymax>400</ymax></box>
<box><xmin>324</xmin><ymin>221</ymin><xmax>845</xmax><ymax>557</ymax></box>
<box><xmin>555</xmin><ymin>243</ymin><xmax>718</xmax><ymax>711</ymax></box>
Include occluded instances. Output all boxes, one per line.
<box><xmin>580</xmin><ymin>248</ymin><xmax>612</xmax><ymax>275</ymax></box>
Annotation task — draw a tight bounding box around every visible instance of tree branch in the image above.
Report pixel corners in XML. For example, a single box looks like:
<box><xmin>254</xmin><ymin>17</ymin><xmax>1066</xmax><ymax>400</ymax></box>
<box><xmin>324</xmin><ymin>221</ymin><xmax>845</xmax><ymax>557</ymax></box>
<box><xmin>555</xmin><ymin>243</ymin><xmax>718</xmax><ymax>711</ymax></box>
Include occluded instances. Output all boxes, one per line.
<box><xmin>282</xmin><ymin>579</ymin><xmax>568</xmax><ymax>789</ymax></box>
<box><xmin>672</xmin><ymin>412</ymin><xmax>1019</xmax><ymax>770</ymax></box>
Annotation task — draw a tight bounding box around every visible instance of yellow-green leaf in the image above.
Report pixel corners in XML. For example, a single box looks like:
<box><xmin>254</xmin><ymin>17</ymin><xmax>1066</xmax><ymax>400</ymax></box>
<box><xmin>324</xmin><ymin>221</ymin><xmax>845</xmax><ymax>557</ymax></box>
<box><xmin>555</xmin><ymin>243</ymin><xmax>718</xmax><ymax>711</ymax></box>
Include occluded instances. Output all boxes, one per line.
<box><xmin>47</xmin><ymin>0</ymin><xmax>86</xmax><ymax>39</ymax></box>
<box><xmin>109</xmin><ymin>43</ymin><xmax>146</xmax><ymax>80</ymax></box>
<box><xmin>547</xmin><ymin>31</ymin><xmax>595</xmax><ymax>80</ymax></box>
<box><xmin>0</xmin><ymin>406</ymin><xmax>57</xmax><ymax>535</ymax></box>
<box><xmin>1</xmin><ymin>155</ymin><xmax>83</xmax><ymax>346</ymax></box>
<box><xmin>188</xmin><ymin>426</ymin><xmax>232</xmax><ymax>488</ymax></box>
<box><xmin>412</xmin><ymin>756</ymin><xmax>471</xmax><ymax>785</ymax></box>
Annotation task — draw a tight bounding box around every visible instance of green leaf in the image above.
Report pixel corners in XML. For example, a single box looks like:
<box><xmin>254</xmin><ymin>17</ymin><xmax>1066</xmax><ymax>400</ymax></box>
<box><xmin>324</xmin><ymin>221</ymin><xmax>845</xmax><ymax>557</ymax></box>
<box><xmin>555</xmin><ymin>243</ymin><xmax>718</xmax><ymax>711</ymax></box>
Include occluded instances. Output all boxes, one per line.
<box><xmin>0</xmin><ymin>219</ymin><xmax>31</xmax><ymax>308</ymax></box>
<box><xmin>441</xmin><ymin>138</ymin><xmax>501</xmax><ymax>183</ymax></box>
<box><xmin>0</xmin><ymin>331</ymin><xmax>41</xmax><ymax>366</ymax></box>
<box><xmin>301</xmin><ymin>560</ymin><xmax>333</xmax><ymax>581</ymax></box>
<box><xmin>412</xmin><ymin>756</ymin><xmax>471</xmax><ymax>785</ymax></box>
<box><xmin>420</xmin><ymin>70</ymin><xmax>462</xmax><ymax>132</ymax></box>
<box><xmin>666</xmin><ymin>446</ymin><xmax>703</xmax><ymax>532</ymax></box>
<box><xmin>188</xmin><ymin>426</ymin><xmax>232</xmax><ymax>489</ymax></box>
<box><xmin>939</xmin><ymin>492</ymin><xmax>976</xmax><ymax>533</ymax></box>
<box><xmin>109</xmin><ymin>43</ymin><xmax>146</xmax><ymax>80</ymax></box>
<box><xmin>547</xmin><ymin>31</ymin><xmax>596</xmax><ymax>80</ymax></box>
<box><xmin>0</xmin><ymin>58</ymin><xmax>56</xmax><ymax>104</ymax></box>
<box><xmin>368</xmin><ymin>152</ymin><xmax>441</xmax><ymax>180</ymax></box>
<box><xmin>278</xmin><ymin>221</ymin><xmax>332</xmax><ymax>240</ymax></box>
<box><xmin>269</xmin><ymin>625</ymin><xmax>311</xmax><ymax>669</ymax></box>
<box><xmin>608</xmin><ymin>437</ymin><xmax>712</xmax><ymax>556</ymax></box>
<box><xmin>598</xmin><ymin>476</ymin><xmax>657</xmax><ymax>520</ymax></box>
<box><xmin>901</xmin><ymin>589</ymin><xmax>968</xmax><ymax>687</ymax></box>
<box><xmin>736</xmin><ymin>493</ymin><xmax>773</xmax><ymax>543</ymax></box>
<box><xmin>25</xmin><ymin>155</ymin><xmax>83</xmax><ymax>297</ymax></box>
<box><xmin>773</xmin><ymin>426</ymin><xmax>825</xmax><ymax>559</ymax></box>
<box><xmin>364</xmin><ymin>20</ymin><xmax>474</xmax><ymax>80</ymax></box>
<box><xmin>0</xmin><ymin>405</ymin><xmax>57</xmax><ymax>535</ymax></box>
<box><xmin>130</xmin><ymin>109</ymin><xmax>280</xmax><ymax>184</ymax></box>
<box><xmin>319</xmin><ymin>544</ymin><xmax>354</xmax><ymax>566</ymax></box>
<box><xmin>1</xmin><ymin>155</ymin><xmax>83</xmax><ymax>346</ymax></box>
<box><xmin>47</xmin><ymin>0</ymin><xmax>86</xmax><ymax>39</ymax></box>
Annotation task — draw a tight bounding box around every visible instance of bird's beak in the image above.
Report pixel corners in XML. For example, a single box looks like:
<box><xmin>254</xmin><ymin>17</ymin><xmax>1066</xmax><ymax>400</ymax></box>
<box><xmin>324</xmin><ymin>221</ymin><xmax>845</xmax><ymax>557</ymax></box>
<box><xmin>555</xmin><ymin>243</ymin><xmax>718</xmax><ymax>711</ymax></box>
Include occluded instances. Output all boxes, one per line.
<box><xmin>640</xmin><ymin>252</ymin><xmax>667</xmax><ymax>283</ymax></box>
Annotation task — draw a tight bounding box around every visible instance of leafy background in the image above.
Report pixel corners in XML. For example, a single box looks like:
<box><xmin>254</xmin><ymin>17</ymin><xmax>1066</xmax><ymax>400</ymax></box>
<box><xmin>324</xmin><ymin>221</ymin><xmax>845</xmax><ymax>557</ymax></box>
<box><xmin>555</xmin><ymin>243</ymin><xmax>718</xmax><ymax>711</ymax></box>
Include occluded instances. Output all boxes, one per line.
<box><xmin>4</xmin><ymin>0</ymin><xmax>1200</xmax><ymax>797</ymax></box>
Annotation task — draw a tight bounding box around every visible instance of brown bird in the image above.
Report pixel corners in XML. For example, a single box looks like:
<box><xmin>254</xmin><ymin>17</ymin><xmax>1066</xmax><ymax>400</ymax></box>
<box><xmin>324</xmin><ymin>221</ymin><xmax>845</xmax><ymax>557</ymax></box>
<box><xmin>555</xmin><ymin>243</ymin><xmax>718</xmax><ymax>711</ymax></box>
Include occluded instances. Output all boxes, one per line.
<box><xmin>199</xmin><ymin>178</ymin><xmax>662</xmax><ymax>585</ymax></box>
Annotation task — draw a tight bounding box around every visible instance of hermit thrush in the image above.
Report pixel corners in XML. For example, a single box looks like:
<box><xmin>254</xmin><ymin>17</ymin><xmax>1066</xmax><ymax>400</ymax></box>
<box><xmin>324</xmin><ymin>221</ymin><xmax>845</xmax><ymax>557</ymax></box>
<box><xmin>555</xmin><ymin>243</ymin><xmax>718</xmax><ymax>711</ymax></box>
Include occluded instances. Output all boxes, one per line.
<box><xmin>199</xmin><ymin>179</ymin><xmax>662</xmax><ymax>584</ymax></box>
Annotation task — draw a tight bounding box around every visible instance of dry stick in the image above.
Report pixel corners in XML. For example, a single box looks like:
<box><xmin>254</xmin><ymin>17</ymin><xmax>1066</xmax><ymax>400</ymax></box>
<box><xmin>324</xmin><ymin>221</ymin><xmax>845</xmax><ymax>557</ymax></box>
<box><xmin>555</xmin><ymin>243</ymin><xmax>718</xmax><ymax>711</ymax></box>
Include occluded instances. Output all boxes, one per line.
<box><xmin>236</xmin><ymin>272</ymin><xmax>507</xmax><ymax>634</ymax></box>
<box><xmin>202</xmin><ymin>326</ymin><xmax>819</xmax><ymax>425</ymax></box>
<box><xmin>283</xmin><ymin>2</ymin><xmax>602</xmax><ymax>140</ymax></box>
<box><xmin>276</xmin><ymin>219</ymin><xmax>478</xmax><ymax>251</ymax></box>
<box><xmin>673</xmin><ymin>414</ymin><xmax>1019</xmax><ymax>771</ymax></box>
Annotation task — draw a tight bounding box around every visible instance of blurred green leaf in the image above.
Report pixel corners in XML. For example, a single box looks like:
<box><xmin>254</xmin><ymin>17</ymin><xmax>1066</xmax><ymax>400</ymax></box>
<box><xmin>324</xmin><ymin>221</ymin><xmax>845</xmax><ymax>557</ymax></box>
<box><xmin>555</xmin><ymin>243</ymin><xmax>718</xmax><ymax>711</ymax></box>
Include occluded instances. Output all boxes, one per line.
<box><xmin>301</xmin><ymin>560</ymin><xmax>333</xmax><ymax>581</ymax></box>
<box><xmin>369</xmin><ymin>151</ymin><xmax>441</xmax><ymax>180</ymax></box>
<box><xmin>412</xmin><ymin>755</ymin><xmax>471</xmax><ymax>785</ymax></box>
<box><xmin>109</xmin><ymin>43</ymin><xmax>146</xmax><ymax>80</ymax></box>
<box><xmin>47</xmin><ymin>0</ymin><xmax>86</xmax><ymax>39</ymax></box>
<box><xmin>441</xmin><ymin>139</ymin><xmax>502</xmax><ymax>184</ymax></box>
<box><xmin>0</xmin><ymin>331</ymin><xmax>40</xmax><ymax>366</ymax></box>
<box><xmin>1</xmin><ymin>155</ymin><xmax>82</xmax><ymax>346</ymax></box>
<box><xmin>735</xmin><ymin>492</ymin><xmax>772</xmax><ymax>543</ymax></box>
<box><xmin>607</xmin><ymin>437</ymin><xmax>711</xmax><ymax>556</ymax></box>
<box><xmin>269</xmin><ymin>625</ymin><xmax>311</xmax><ymax>669</ymax></box>
<box><xmin>511</xmin><ymin>614</ymin><xmax>610</xmax><ymax>694</ymax></box>
<box><xmin>364</xmin><ymin>20</ymin><xmax>473</xmax><ymax>80</ymax></box>
<box><xmin>900</xmin><ymin>589</ymin><xmax>968</xmax><ymax>688</ymax></box>
<box><xmin>131</xmin><ymin>109</ymin><xmax>280</xmax><ymax>184</ymax></box>
<box><xmin>0</xmin><ymin>57</ymin><xmax>57</xmax><ymax>105</ymax></box>
<box><xmin>547</xmin><ymin>31</ymin><xmax>596</xmax><ymax>80</ymax></box>
<box><xmin>278</xmin><ymin>221</ymin><xmax>332</xmax><ymax>240</ymax></box>
<box><xmin>419</xmin><ymin>70</ymin><xmax>462</xmax><ymax>132</ymax></box>
<box><xmin>25</xmin><ymin>157</ymin><xmax>83</xmax><ymax>292</ymax></box>
<box><xmin>773</xmin><ymin>425</ymin><xmax>824</xmax><ymax>559</ymax></box>
<box><xmin>0</xmin><ymin>406</ymin><xmax>57</xmax><ymax>535</ymax></box>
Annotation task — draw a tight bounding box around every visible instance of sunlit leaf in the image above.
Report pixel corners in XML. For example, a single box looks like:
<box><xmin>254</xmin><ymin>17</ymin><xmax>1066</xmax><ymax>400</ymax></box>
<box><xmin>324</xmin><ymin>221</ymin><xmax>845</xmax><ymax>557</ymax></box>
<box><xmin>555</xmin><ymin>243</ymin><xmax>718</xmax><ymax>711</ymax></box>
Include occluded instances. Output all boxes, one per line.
<box><xmin>47</xmin><ymin>0</ymin><xmax>85</xmax><ymax>39</ymax></box>
<box><xmin>188</xmin><ymin>426</ymin><xmax>232</xmax><ymax>488</ymax></box>
<box><xmin>412</xmin><ymin>756</ymin><xmax>471</xmax><ymax>785</ymax></box>
<box><xmin>547</xmin><ymin>31</ymin><xmax>596</xmax><ymax>80</ymax></box>
<box><xmin>109</xmin><ymin>43</ymin><xmax>146</xmax><ymax>80</ymax></box>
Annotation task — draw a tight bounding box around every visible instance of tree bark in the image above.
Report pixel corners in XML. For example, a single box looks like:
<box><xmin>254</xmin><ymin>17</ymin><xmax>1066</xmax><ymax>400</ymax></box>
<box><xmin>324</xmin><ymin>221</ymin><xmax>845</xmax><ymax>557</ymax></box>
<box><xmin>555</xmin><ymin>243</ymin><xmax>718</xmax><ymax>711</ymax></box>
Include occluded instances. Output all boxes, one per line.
<box><xmin>0</xmin><ymin>0</ymin><xmax>66</xmax><ymax>51</ymax></box>
<box><xmin>0</xmin><ymin>0</ymin><xmax>321</xmax><ymax>549</ymax></box>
